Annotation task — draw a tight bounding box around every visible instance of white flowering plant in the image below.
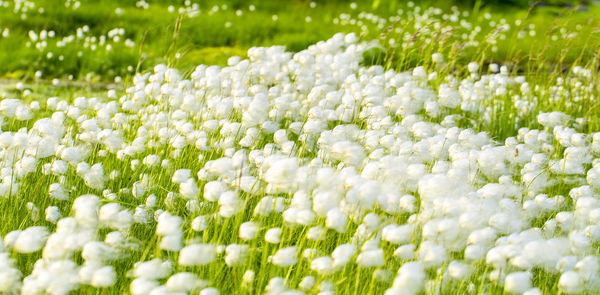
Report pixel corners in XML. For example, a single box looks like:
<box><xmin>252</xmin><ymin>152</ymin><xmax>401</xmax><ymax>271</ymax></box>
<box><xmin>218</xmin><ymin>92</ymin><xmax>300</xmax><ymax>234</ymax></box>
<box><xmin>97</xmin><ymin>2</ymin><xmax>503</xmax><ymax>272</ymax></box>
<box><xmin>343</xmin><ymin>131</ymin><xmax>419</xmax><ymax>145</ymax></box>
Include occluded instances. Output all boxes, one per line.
<box><xmin>1</xmin><ymin>1</ymin><xmax>600</xmax><ymax>295</ymax></box>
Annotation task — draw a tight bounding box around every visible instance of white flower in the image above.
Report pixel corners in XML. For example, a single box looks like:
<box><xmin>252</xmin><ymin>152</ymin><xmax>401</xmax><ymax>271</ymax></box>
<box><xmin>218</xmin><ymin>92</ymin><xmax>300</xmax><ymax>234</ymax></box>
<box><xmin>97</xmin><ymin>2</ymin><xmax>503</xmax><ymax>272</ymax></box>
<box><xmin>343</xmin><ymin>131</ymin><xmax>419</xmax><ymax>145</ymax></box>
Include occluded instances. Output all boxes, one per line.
<box><xmin>393</xmin><ymin>244</ymin><xmax>416</xmax><ymax>261</ymax></box>
<box><xmin>264</xmin><ymin>157</ymin><xmax>298</xmax><ymax>192</ymax></box>
<box><xmin>179</xmin><ymin>244</ymin><xmax>216</xmax><ymax>266</ymax></box>
<box><xmin>133</xmin><ymin>259</ymin><xmax>172</xmax><ymax>279</ymax></box>
<box><xmin>311</xmin><ymin>256</ymin><xmax>334</xmax><ymax>275</ymax></box>
<box><xmin>307</xmin><ymin>226</ymin><xmax>326</xmax><ymax>241</ymax></box>
<box><xmin>200</xmin><ymin>287</ymin><xmax>220</xmax><ymax>295</ymax></box>
<box><xmin>159</xmin><ymin>233</ymin><xmax>183</xmax><ymax>251</ymax></box>
<box><xmin>418</xmin><ymin>241</ymin><xmax>448</xmax><ymax>268</ymax></box>
<box><xmin>448</xmin><ymin>261</ymin><xmax>471</xmax><ymax>280</ymax></box>
<box><xmin>356</xmin><ymin>248</ymin><xmax>385</xmax><ymax>267</ymax></box>
<box><xmin>105</xmin><ymin>231</ymin><xmax>126</xmax><ymax>247</ymax></box>
<box><xmin>265</xmin><ymin>277</ymin><xmax>287</xmax><ymax>294</ymax></box>
<box><xmin>204</xmin><ymin>181</ymin><xmax>226</xmax><ymax>202</ymax></box>
<box><xmin>265</xmin><ymin>227</ymin><xmax>282</xmax><ymax>244</ymax></box>
<box><xmin>49</xmin><ymin>183</ymin><xmax>69</xmax><ymax>200</ymax></box>
<box><xmin>83</xmin><ymin>163</ymin><xmax>105</xmax><ymax>190</ymax></box>
<box><xmin>218</xmin><ymin>191</ymin><xmax>243</xmax><ymax>217</ymax></box>
<box><xmin>504</xmin><ymin>271</ymin><xmax>532</xmax><ymax>294</ymax></box>
<box><xmin>467</xmin><ymin>62</ymin><xmax>479</xmax><ymax>73</ymax></box>
<box><xmin>331</xmin><ymin>243</ymin><xmax>356</xmax><ymax>267</ymax></box>
<box><xmin>156</xmin><ymin>212</ymin><xmax>182</xmax><ymax>236</ymax></box>
<box><xmin>225</xmin><ymin>244</ymin><xmax>249</xmax><ymax>266</ymax></box>
<box><xmin>271</xmin><ymin>246</ymin><xmax>298</xmax><ymax>267</ymax></box>
<box><xmin>82</xmin><ymin>241</ymin><xmax>117</xmax><ymax>262</ymax></box>
<box><xmin>180</xmin><ymin>178</ymin><xmax>199</xmax><ymax>199</ymax></box>
<box><xmin>21</xmin><ymin>259</ymin><xmax>79</xmax><ymax>295</ymax></box>
<box><xmin>45</xmin><ymin>206</ymin><xmax>61</xmax><ymax>223</ymax></box>
<box><xmin>558</xmin><ymin>271</ymin><xmax>583</xmax><ymax>294</ymax></box>
<box><xmin>537</xmin><ymin>111</ymin><xmax>570</xmax><ymax>128</ymax></box>
<box><xmin>326</xmin><ymin>208</ymin><xmax>348</xmax><ymax>233</ymax></box>
<box><xmin>143</xmin><ymin>154</ymin><xmax>160</xmax><ymax>167</ymax></box>
<box><xmin>172</xmin><ymin>169</ymin><xmax>192</xmax><ymax>184</ymax></box>
<box><xmin>299</xmin><ymin>276</ymin><xmax>316</xmax><ymax>291</ymax></box>
<box><xmin>14</xmin><ymin>226</ymin><xmax>49</xmax><ymax>253</ymax></box>
<box><xmin>438</xmin><ymin>84</ymin><xmax>461</xmax><ymax>108</ymax></box>
<box><xmin>574</xmin><ymin>256</ymin><xmax>599</xmax><ymax>281</ymax></box>
<box><xmin>131</xmin><ymin>278</ymin><xmax>159</xmax><ymax>295</ymax></box>
<box><xmin>242</xmin><ymin>270</ymin><xmax>255</xmax><ymax>287</ymax></box>
<box><xmin>167</xmin><ymin>272</ymin><xmax>207</xmax><ymax>292</ymax></box>
<box><xmin>191</xmin><ymin>215</ymin><xmax>208</xmax><ymax>232</ymax></box>
<box><xmin>254</xmin><ymin>196</ymin><xmax>285</xmax><ymax>216</ymax></box>
<box><xmin>91</xmin><ymin>266</ymin><xmax>116</xmax><ymax>287</ymax></box>
<box><xmin>239</xmin><ymin>222</ymin><xmax>259</xmax><ymax>240</ymax></box>
<box><xmin>0</xmin><ymin>253</ymin><xmax>22</xmax><ymax>293</ymax></box>
<box><xmin>99</xmin><ymin>203</ymin><xmax>132</xmax><ymax>231</ymax></box>
<box><xmin>390</xmin><ymin>261</ymin><xmax>426</xmax><ymax>294</ymax></box>
<box><xmin>382</xmin><ymin>224</ymin><xmax>414</xmax><ymax>245</ymax></box>
<box><xmin>73</xmin><ymin>194</ymin><xmax>101</xmax><ymax>228</ymax></box>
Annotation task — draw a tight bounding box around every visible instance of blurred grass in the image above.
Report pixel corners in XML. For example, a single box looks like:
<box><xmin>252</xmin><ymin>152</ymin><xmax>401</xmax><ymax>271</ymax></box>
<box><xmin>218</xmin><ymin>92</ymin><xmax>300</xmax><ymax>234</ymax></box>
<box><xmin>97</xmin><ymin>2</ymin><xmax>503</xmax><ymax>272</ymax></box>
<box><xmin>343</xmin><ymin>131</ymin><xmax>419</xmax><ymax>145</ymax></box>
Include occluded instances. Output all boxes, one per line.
<box><xmin>0</xmin><ymin>0</ymin><xmax>598</xmax><ymax>82</ymax></box>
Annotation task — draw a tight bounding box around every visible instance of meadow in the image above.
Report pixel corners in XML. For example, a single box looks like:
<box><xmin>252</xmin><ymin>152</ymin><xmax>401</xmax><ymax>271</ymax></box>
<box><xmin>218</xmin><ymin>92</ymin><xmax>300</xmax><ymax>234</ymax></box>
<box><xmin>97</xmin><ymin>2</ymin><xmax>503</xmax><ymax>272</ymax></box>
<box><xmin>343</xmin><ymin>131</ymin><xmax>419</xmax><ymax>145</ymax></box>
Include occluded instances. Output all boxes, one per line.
<box><xmin>1</xmin><ymin>0</ymin><xmax>600</xmax><ymax>294</ymax></box>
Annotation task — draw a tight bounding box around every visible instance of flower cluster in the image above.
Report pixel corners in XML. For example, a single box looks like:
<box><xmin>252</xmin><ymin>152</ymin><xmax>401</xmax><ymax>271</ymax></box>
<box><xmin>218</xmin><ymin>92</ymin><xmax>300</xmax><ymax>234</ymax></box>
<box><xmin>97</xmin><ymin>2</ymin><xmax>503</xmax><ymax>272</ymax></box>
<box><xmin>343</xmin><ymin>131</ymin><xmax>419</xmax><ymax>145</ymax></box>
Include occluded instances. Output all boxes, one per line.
<box><xmin>0</xmin><ymin>29</ymin><xmax>599</xmax><ymax>294</ymax></box>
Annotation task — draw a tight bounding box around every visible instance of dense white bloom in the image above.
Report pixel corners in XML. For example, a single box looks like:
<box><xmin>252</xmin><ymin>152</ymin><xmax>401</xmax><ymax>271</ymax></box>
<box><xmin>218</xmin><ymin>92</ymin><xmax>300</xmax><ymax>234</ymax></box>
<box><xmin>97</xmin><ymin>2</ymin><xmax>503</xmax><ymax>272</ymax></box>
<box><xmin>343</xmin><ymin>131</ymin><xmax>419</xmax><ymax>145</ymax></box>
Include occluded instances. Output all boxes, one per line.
<box><xmin>418</xmin><ymin>241</ymin><xmax>448</xmax><ymax>268</ymax></box>
<box><xmin>382</xmin><ymin>224</ymin><xmax>414</xmax><ymax>245</ymax></box>
<box><xmin>0</xmin><ymin>28</ymin><xmax>598</xmax><ymax>293</ymax></box>
<box><xmin>264</xmin><ymin>157</ymin><xmax>298</xmax><ymax>192</ymax></box>
<box><xmin>225</xmin><ymin>244</ymin><xmax>249</xmax><ymax>266</ymax></box>
<box><xmin>45</xmin><ymin>206</ymin><xmax>61</xmax><ymax>223</ymax></box>
<box><xmin>82</xmin><ymin>241</ymin><xmax>117</xmax><ymax>262</ymax></box>
<box><xmin>159</xmin><ymin>233</ymin><xmax>183</xmax><ymax>251</ymax></box>
<box><xmin>203</xmin><ymin>181</ymin><xmax>226</xmax><ymax>202</ymax></box>
<box><xmin>191</xmin><ymin>215</ymin><xmax>208</xmax><ymax>231</ymax></box>
<box><xmin>504</xmin><ymin>271</ymin><xmax>532</xmax><ymax>294</ymax></box>
<box><xmin>265</xmin><ymin>227</ymin><xmax>282</xmax><ymax>244</ymax></box>
<box><xmin>307</xmin><ymin>226</ymin><xmax>326</xmax><ymax>241</ymax></box>
<box><xmin>133</xmin><ymin>259</ymin><xmax>172</xmax><ymax>280</ymax></box>
<box><xmin>131</xmin><ymin>278</ymin><xmax>159</xmax><ymax>295</ymax></box>
<box><xmin>390</xmin><ymin>262</ymin><xmax>426</xmax><ymax>294</ymax></box>
<box><xmin>271</xmin><ymin>246</ymin><xmax>298</xmax><ymax>267</ymax></box>
<box><xmin>99</xmin><ymin>203</ymin><xmax>132</xmax><ymax>231</ymax></box>
<box><xmin>14</xmin><ymin>226</ymin><xmax>49</xmax><ymax>253</ymax></box>
<box><xmin>356</xmin><ymin>248</ymin><xmax>385</xmax><ymax>267</ymax></box>
<box><xmin>218</xmin><ymin>191</ymin><xmax>243</xmax><ymax>217</ymax></box>
<box><xmin>167</xmin><ymin>272</ymin><xmax>207</xmax><ymax>292</ymax></box>
<box><xmin>49</xmin><ymin>183</ymin><xmax>69</xmax><ymax>200</ymax></box>
<box><xmin>326</xmin><ymin>208</ymin><xmax>348</xmax><ymax>233</ymax></box>
<box><xmin>242</xmin><ymin>270</ymin><xmax>255</xmax><ymax>287</ymax></box>
<box><xmin>558</xmin><ymin>271</ymin><xmax>583</xmax><ymax>294</ymax></box>
<box><xmin>73</xmin><ymin>194</ymin><xmax>101</xmax><ymax>228</ymax></box>
<box><xmin>91</xmin><ymin>266</ymin><xmax>116</xmax><ymax>287</ymax></box>
<box><xmin>83</xmin><ymin>163</ymin><xmax>105</xmax><ymax>190</ymax></box>
<box><xmin>239</xmin><ymin>222</ymin><xmax>259</xmax><ymax>240</ymax></box>
<box><xmin>467</xmin><ymin>62</ymin><xmax>479</xmax><ymax>73</ymax></box>
<box><xmin>311</xmin><ymin>256</ymin><xmax>334</xmax><ymax>275</ymax></box>
<box><xmin>0</xmin><ymin>253</ymin><xmax>22</xmax><ymax>293</ymax></box>
<box><xmin>180</xmin><ymin>178</ymin><xmax>199</xmax><ymax>199</ymax></box>
<box><xmin>299</xmin><ymin>276</ymin><xmax>316</xmax><ymax>291</ymax></box>
<box><xmin>156</xmin><ymin>212</ymin><xmax>182</xmax><ymax>236</ymax></box>
<box><xmin>448</xmin><ymin>261</ymin><xmax>471</xmax><ymax>280</ymax></box>
<box><xmin>21</xmin><ymin>259</ymin><xmax>80</xmax><ymax>295</ymax></box>
<box><xmin>200</xmin><ymin>287</ymin><xmax>220</xmax><ymax>295</ymax></box>
<box><xmin>393</xmin><ymin>244</ymin><xmax>416</xmax><ymax>261</ymax></box>
<box><xmin>179</xmin><ymin>244</ymin><xmax>216</xmax><ymax>266</ymax></box>
<box><xmin>332</xmin><ymin>243</ymin><xmax>356</xmax><ymax>267</ymax></box>
<box><xmin>172</xmin><ymin>169</ymin><xmax>192</xmax><ymax>184</ymax></box>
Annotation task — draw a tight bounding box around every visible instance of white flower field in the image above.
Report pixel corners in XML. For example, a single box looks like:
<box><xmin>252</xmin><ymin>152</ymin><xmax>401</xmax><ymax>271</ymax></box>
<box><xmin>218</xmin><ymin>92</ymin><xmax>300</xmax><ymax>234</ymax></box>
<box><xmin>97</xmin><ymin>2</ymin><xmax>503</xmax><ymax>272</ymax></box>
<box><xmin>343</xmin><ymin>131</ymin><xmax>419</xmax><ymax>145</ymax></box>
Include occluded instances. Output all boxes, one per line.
<box><xmin>1</xmin><ymin>1</ymin><xmax>600</xmax><ymax>294</ymax></box>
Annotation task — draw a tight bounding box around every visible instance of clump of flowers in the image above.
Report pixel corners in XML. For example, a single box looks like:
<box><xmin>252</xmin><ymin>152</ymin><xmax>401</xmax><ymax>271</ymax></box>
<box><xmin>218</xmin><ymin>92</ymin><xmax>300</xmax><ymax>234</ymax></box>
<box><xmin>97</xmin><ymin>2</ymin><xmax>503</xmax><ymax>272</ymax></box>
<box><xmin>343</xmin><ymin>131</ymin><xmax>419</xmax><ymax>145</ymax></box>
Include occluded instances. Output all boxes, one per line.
<box><xmin>0</xmin><ymin>19</ymin><xmax>598</xmax><ymax>294</ymax></box>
